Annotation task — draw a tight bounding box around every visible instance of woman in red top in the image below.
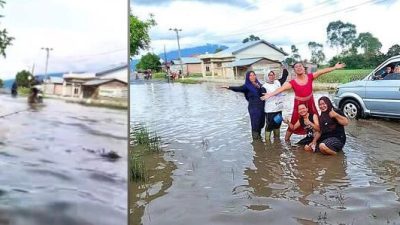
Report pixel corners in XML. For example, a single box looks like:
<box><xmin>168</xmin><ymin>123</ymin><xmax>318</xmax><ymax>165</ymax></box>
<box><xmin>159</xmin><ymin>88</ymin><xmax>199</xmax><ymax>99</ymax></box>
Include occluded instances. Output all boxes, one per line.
<box><xmin>261</xmin><ymin>62</ymin><xmax>345</xmax><ymax>141</ymax></box>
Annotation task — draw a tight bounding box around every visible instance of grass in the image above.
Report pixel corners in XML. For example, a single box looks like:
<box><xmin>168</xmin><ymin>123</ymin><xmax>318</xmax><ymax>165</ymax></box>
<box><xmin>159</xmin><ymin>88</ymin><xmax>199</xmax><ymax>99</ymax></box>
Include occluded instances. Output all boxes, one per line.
<box><xmin>175</xmin><ymin>78</ymin><xmax>203</xmax><ymax>84</ymax></box>
<box><xmin>152</xmin><ymin>72</ymin><xmax>166</xmax><ymax>79</ymax></box>
<box><xmin>315</xmin><ymin>69</ymin><xmax>373</xmax><ymax>83</ymax></box>
<box><xmin>188</xmin><ymin>73</ymin><xmax>204</xmax><ymax>78</ymax></box>
<box><xmin>17</xmin><ymin>87</ymin><xmax>31</xmax><ymax>96</ymax></box>
<box><xmin>129</xmin><ymin>124</ymin><xmax>163</xmax><ymax>182</ymax></box>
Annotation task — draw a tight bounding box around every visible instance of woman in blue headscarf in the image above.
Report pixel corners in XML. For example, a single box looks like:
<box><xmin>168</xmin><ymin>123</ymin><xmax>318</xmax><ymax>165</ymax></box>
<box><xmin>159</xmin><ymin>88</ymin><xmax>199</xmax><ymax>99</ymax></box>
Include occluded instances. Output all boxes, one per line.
<box><xmin>222</xmin><ymin>71</ymin><xmax>265</xmax><ymax>140</ymax></box>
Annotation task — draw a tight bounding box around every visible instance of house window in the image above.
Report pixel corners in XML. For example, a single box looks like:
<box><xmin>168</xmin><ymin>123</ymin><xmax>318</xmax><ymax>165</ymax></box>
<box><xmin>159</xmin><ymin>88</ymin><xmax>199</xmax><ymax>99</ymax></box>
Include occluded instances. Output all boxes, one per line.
<box><xmin>206</xmin><ymin>66</ymin><xmax>210</xmax><ymax>72</ymax></box>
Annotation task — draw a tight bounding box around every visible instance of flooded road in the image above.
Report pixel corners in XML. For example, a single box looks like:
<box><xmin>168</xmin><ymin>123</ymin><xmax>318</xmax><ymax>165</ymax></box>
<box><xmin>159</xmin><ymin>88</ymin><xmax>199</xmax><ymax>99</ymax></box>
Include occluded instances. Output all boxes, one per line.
<box><xmin>130</xmin><ymin>80</ymin><xmax>400</xmax><ymax>225</ymax></box>
<box><xmin>0</xmin><ymin>94</ymin><xmax>127</xmax><ymax>225</ymax></box>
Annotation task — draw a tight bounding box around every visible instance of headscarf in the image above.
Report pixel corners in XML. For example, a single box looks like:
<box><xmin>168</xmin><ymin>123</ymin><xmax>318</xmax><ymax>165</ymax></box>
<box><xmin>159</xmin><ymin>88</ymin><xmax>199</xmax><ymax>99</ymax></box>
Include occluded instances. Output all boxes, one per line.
<box><xmin>318</xmin><ymin>96</ymin><xmax>335</xmax><ymax>133</ymax></box>
<box><xmin>264</xmin><ymin>70</ymin><xmax>275</xmax><ymax>84</ymax></box>
<box><xmin>244</xmin><ymin>71</ymin><xmax>262</xmax><ymax>96</ymax></box>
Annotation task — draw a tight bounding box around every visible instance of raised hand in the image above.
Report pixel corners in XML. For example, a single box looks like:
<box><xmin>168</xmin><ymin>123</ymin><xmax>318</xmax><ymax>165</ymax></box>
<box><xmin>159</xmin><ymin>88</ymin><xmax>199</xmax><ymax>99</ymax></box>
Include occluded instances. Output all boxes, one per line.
<box><xmin>334</xmin><ymin>62</ymin><xmax>346</xmax><ymax>69</ymax></box>
<box><xmin>328</xmin><ymin>109</ymin><xmax>337</xmax><ymax>118</ymax></box>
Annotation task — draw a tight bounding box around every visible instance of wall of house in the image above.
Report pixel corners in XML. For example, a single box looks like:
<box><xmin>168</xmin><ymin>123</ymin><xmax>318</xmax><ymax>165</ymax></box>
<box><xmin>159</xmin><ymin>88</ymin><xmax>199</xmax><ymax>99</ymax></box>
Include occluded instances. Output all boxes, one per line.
<box><xmin>235</xmin><ymin>43</ymin><xmax>286</xmax><ymax>61</ymax></box>
<box><xmin>251</xmin><ymin>60</ymin><xmax>282</xmax><ymax>79</ymax></box>
<box><xmin>54</xmin><ymin>84</ymin><xmax>63</xmax><ymax>95</ymax></box>
<box><xmin>187</xmin><ymin>64</ymin><xmax>202</xmax><ymax>74</ymax></box>
<box><xmin>98</xmin><ymin>81</ymin><xmax>128</xmax><ymax>99</ymax></box>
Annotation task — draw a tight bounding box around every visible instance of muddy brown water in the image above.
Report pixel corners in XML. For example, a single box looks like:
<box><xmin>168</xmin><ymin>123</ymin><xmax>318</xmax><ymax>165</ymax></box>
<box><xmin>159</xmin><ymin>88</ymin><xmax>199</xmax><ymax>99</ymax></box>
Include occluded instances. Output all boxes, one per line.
<box><xmin>0</xmin><ymin>95</ymin><xmax>127</xmax><ymax>225</ymax></box>
<box><xmin>130</xmin><ymin>80</ymin><xmax>400</xmax><ymax>225</ymax></box>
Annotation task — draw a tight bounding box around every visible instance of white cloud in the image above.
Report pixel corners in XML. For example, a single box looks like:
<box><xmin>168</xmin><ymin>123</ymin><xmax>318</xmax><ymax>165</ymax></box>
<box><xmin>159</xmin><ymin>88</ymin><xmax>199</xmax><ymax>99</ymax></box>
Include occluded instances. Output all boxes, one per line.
<box><xmin>133</xmin><ymin>0</ymin><xmax>400</xmax><ymax>63</ymax></box>
<box><xmin>0</xmin><ymin>0</ymin><xmax>128</xmax><ymax>79</ymax></box>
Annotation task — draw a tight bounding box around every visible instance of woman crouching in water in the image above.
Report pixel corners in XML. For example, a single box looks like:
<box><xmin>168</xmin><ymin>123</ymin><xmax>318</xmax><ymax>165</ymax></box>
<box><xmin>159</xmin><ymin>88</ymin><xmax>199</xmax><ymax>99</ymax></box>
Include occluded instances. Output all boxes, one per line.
<box><xmin>284</xmin><ymin>103</ymin><xmax>320</xmax><ymax>152</ymax></box>
<box><xmin>316</xmin><ymin>97</ymin><xmax>349</xmax><ymax>155</ymax></box>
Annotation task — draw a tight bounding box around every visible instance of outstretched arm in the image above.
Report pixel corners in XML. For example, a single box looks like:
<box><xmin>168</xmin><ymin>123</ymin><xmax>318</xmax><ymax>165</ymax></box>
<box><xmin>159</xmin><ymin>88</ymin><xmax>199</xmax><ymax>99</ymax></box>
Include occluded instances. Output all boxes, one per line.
<box><xmin>261</xmin><ymin>82</ymin><xmax>292</xmax><ymax>100</ymax></box>
<box><xmin>221</xmin><ymin>85</ymin><xmax>246</xmax><ymax>93</ymax></box>
<box><xmin>313</xmin><ymin>62</ymin><xmax>345</xmax><ymax>79</ymax></box>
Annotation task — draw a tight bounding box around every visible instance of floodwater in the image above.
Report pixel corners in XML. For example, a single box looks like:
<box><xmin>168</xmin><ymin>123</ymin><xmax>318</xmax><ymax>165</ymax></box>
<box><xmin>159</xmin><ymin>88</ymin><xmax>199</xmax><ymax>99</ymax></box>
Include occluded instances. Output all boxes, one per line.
<box><xmin>130</xmin><ymin>80</ymin><xmax>400</xmax><ymax>225</ymax></box>
<box><xmin>0</xmin><ymin>94</ymin><xmax>127</xmax><ymax>225</ymax></box>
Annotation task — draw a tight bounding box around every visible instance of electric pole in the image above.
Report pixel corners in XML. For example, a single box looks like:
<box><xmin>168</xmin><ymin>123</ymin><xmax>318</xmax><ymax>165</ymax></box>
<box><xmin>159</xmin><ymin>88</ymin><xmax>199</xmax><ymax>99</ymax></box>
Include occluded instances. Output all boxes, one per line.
<box><xmin>41</xmin><ymin>47</ymin><xmax>53</xmax><ymax>81</ymax></box>
<box><xmin>169</xmin><ymin>28</ymin><xmax>184</xmax><ymax>78</ymax></box>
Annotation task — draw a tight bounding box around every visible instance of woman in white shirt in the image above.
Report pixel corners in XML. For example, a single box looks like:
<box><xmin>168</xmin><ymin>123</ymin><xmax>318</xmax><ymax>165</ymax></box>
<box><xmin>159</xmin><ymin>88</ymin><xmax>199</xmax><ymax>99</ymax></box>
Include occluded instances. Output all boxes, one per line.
<box><xmin>262</xmin><ymin>67</ymin><xmax>288</xmax><ymax>141</ymax></box>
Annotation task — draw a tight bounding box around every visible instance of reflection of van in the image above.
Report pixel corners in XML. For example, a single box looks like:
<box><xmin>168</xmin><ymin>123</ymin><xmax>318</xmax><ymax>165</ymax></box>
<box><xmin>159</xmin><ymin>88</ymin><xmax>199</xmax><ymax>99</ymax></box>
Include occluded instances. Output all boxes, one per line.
<box><xmin>333</xmin><ymin>55</ymin><xmax>400</xmax><ymax>119</ymax></box>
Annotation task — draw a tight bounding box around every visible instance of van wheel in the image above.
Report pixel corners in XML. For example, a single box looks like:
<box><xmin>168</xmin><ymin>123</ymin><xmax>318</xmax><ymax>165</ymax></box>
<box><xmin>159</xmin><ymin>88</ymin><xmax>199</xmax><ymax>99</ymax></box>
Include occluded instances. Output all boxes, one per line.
<box><xmin>341</xmin><ymin>99</ymin><xmax>361</xmax><ymax>119</ymax></box>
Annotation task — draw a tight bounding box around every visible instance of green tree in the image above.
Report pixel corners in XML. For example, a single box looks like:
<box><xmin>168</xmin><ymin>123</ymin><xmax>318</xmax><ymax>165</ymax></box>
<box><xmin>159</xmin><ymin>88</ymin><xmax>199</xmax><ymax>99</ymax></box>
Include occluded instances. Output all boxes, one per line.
<box><xmin>0</xmin><ymin>78</ymin><xmax>3</xmax><ymax>88</ymax></box>
<box><xmin>15</xmin><ymin>70</ymin><xmax>33</xmax><ymax>88</ymax></box>
<box><xmin>284</xmin><ymin>45</ymin><xmax>302</xmax><ymax>65</ymax></box>
<box><xmin>0</xmin><ymin>0</ymin><xmax>14</xmax><ymax>57</ymax></box>
<box><xmin>130</xmin><ymin>13</ymin><xmax>156</xmax><ymax>56</ymax></box>
<box><xmin>352</xmin><ymin>32</ymin><xmax>382</xmax><ymax>56</ymax></box>
<box><xmin>136</xmin><ymin>53</ymin><xmax>161</xmax><ymax>72</ymax></box>
<box><xmin>326</xmin><ymin>20</ymin><xmax>357</xmax><ymax>55</ymax></box>
<box><xmin>242</xmin><ymin>34</ymin><xmax>260</xmax><ymax>43</ymax></box>
<box><xmin>386</xmin><ymin>44</ymin><xmax>400</xmax><ymax>58</ymax></box>
<box><xmin>308</xmin><ymin>41</ymin><xmax>326</xmax><ymax>65</ymax></box>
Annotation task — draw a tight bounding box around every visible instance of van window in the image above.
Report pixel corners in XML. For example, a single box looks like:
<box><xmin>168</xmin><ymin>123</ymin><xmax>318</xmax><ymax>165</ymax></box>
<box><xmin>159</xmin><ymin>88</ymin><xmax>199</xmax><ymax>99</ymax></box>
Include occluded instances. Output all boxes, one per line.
<box><xmin>383</xmin><ymin>73</ymin><xmax>400</xmax><ymax>80</ymax></box>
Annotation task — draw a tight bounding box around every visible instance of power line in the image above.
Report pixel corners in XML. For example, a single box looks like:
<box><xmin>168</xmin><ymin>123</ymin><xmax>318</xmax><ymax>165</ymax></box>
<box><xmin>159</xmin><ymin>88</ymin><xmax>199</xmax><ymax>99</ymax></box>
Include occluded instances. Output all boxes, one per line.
<box><xmin>197</xmin><ymin>0</ymin><xmax>386</xmax><ymax>42</ymax></box>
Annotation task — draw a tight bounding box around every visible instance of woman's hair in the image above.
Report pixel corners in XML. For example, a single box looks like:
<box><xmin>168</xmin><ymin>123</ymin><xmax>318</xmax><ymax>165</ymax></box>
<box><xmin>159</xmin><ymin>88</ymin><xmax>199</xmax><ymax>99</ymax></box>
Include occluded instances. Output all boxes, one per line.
<box><xmin>318</xmin><ymin>96</ymin><xmax>333</xmax><ymax>112</ymax></box>
<box><xmin>292</xmin><ymin>62</ymin><xmax>304</xmax><ymax>68</ymax></box>
<box><xmin>394</xmin><ymin>65</ymin><xmax>400</xmax><ymax>73</ymax></box>
<box><xmin>298</xmin><ymin>102</ymin><xmax>308</xmax><ymax>108</ymax></box>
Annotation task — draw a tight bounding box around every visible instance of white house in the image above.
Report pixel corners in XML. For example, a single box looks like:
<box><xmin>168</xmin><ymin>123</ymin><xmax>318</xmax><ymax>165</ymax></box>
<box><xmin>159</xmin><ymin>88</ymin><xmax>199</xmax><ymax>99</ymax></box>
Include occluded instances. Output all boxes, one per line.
<box><xmin>95</xmin><ymin>63</ymin><xmax>128</xmax><ymax>83</ymax></box>
<box><xmin>198</xmin><ymin>40</ymin><xmax>288</xmax><ymax>79</ymax></box>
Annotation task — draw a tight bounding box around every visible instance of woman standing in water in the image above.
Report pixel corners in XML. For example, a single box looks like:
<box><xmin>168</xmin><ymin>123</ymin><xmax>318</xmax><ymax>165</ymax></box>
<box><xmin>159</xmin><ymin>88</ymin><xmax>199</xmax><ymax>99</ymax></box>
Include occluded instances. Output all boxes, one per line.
<box><xmin>261</xmin><ymin>62</ymin><xmax>345</xmax><ymax>141</ymax></box>
<box><xmin>262</xmin><ymin>66</ymin><xmax>288</xmax><ymax>141</ymax></box>
<box><xmin>222</xmin><ymin>71</ymin><xmax>265</xmax><ymax>140</ymax></box>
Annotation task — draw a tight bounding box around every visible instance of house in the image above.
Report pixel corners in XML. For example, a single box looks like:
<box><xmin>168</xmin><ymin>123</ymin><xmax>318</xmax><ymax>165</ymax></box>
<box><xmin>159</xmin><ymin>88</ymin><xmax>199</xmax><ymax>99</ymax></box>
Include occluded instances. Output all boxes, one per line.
<box><xmin>62</xmin><ymin>72</ymin><xmax>96</xmax><ymax>97</ymax></box>
<box><xmin>199</xmin><ymin>40</ymin><xmax>288</xmax><ymax>79</ymax></box>
<box><xmin>43</xmin><ymin>76</ymin><xmax>64</xmax><ymax>95</ymax></box>
<box><xmin>82</xmin><ymin>78</ymin><xmax>127</xmax><ymax>99</ymax></box>
<box><xmin>170</xmin><ymin>57</ymin><xmax>202</xmax><ymax>75</ymax></box>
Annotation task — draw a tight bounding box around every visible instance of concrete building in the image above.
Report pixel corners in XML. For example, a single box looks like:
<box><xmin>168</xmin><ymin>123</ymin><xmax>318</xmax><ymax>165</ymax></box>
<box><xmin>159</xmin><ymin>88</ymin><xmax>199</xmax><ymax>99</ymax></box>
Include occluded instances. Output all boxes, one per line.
<box><xmin>82</xmin><ymin>78</ymin><xmax>127</xmax><ymax>99</ymax></box>
<box><xmin>199</xmin><ymin>40</ymin><xmax>288</xmax><ymax>79</ymax></box>
<box><xmin>170</xmin><ymin>57</ymin><xmax>202</xmax><ymax>75</ymax></box>
<box><xmin>43</xmin><ymin>76</ymin><xmax>64</xmax><ymax>95</ymax></box>
<box><xmin>62</xmin><ymin>72</ymin><xmax>96</xmax><ymax>98</ymax></box>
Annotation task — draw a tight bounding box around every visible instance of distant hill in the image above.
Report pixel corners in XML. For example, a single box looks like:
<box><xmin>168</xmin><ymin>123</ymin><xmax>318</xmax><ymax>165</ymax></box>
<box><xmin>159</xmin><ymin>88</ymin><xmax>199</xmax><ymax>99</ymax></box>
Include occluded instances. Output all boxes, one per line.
<box><xmin>130</xmin><ymin>43</ymin><xmax>228</xmax><ymax>71</ymax></box>
<box><xmin>3</xmin><ymin>72</ymin><xmax>65</xmax><ymax>89</ymax></box>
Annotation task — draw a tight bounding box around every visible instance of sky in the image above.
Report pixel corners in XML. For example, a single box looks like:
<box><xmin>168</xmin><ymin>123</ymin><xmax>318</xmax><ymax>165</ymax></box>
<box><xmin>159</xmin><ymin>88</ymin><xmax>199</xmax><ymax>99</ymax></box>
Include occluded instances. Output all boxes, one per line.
<box><xmin>131</xmin><ymin>0</ymin><xmax>400</xmax><ymax>62</ymax></box>
<box><xmin>0</xmin><ymin>0</ymin><xmax>128</xmax><ymax>80</ymax></box>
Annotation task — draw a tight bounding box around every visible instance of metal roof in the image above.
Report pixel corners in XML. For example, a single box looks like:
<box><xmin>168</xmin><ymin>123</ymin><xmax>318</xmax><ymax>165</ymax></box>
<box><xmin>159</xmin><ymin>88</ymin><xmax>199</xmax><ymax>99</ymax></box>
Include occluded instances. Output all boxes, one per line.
<box><xmin>216</xmin><ymin>40</ymin><xmax>288</xmax><ymax>56</ymax></box>
<box><xmin>230</xmin><ymin>57</ymin><xmax>281</xmax><ymax>67</ymax></box>
<box><xmin>95</xmin><ymin>63</ymin><xmax>128</xmax><ymax>76</ymax></box>
<box><xmin>172</xmin><ymin>57</ymin><xmax>201</xmax><ymax>64</ymax></box>
<box><xmin>49</xmin><ymin>76</ymin><xmax>64</xmax><ymax>84</ymax></box>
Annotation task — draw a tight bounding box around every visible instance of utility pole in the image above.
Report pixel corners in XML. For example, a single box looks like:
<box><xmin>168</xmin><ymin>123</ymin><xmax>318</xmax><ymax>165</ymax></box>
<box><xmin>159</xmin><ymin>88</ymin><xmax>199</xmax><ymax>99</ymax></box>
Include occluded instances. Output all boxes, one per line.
<box><xmin>41</xmin><ymin>47</ymin><xmax>53</xmax><ymax>81</ymax></box>
<box><xmin>164</xmin><ymin>45</ymin><xmax>170</xmax><ymax>82</ymax></box>
<box><xmin>31</xmin><ymin>63</ymin><xmax>35</xmax><ymax>75</ymax></box>
<box><xmin>169</xmin><ymin>28</ymin><xmax>184</xmax><ymax>78</ymax></box>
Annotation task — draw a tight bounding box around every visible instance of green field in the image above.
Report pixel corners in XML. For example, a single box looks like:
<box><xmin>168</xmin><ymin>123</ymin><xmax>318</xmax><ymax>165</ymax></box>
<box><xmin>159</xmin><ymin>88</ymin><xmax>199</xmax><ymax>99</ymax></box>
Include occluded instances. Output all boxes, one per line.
<box><xmin>314</xmin><ymin>69</ymin><xmax>373</xmax><ymax>83</ymax></box>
